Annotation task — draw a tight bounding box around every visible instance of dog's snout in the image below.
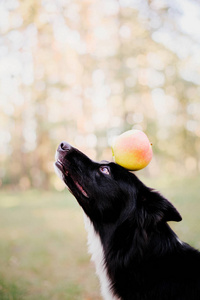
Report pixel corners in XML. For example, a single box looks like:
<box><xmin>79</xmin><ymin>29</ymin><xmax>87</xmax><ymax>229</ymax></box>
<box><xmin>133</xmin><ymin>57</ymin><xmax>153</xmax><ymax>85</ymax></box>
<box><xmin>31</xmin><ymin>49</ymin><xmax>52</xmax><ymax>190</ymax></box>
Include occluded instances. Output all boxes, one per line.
<box><xmin>58</xmin><ymin>141</ymin><xmax>72</xmax><ymax>153</ymax></box>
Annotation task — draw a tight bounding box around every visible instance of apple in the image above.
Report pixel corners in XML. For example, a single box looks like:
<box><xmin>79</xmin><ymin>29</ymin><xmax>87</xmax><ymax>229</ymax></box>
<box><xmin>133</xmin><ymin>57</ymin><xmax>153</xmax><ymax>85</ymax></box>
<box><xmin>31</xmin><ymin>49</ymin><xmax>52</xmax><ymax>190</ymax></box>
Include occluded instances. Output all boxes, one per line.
<box><xmin>112</xmin><ymin>129</ymin><xmax>153</xmax><ymax>171</ymax></box>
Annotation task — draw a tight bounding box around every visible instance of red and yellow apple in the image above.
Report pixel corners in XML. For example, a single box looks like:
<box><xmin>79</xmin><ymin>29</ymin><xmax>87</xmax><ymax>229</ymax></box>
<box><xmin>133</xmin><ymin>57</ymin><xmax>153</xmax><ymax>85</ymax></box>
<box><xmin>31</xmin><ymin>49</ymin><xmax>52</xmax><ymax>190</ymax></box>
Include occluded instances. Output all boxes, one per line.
<box><xmin>112</xmin><ymin>129</ymin><xmax>153</xmax><ymax>171</ymax></box>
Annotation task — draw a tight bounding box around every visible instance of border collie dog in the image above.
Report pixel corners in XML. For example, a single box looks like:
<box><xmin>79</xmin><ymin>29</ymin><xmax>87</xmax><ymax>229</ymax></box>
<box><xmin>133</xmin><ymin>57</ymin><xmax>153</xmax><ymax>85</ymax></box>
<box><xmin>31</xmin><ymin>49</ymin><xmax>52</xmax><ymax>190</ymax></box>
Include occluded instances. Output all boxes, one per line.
<box><xmin>55</xmin><ymin>142</ymin><xmax>200</xmax><ymax>300</ymax></box>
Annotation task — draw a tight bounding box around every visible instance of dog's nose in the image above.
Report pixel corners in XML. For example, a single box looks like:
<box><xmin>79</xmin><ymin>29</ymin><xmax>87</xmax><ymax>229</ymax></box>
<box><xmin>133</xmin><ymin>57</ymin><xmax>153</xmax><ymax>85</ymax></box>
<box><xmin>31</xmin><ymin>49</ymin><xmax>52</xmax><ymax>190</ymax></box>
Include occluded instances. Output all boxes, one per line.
<box><xmin>58</xmin><ymin>141</ymin><xmax>72</xmax><ymax>153</ymax></box>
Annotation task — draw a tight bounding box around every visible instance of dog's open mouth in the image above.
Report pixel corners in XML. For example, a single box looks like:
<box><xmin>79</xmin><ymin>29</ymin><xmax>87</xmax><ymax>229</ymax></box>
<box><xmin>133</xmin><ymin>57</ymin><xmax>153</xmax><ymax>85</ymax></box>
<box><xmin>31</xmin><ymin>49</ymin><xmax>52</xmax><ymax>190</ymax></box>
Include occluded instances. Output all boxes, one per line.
<box><xmin>55</xmin><ymin>159</ymin><xmax>89</xmax><ymax>198</ymax></box>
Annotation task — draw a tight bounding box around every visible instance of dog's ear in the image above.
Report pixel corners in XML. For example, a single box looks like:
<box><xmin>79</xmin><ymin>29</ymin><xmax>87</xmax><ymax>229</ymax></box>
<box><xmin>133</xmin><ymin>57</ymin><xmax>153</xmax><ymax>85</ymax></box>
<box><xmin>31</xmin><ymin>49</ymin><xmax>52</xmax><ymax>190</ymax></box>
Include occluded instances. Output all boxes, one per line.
<box><xmin>138</xmin><ymin>186</ymin><xmax>182</xmax><ymax>224</ymax></box>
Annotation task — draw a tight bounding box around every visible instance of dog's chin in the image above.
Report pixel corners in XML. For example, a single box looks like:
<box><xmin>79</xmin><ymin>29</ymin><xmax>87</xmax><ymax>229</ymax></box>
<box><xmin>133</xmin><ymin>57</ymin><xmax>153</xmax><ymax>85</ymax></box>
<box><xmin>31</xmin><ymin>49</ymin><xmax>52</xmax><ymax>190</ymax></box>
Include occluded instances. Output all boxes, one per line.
<box><xmin>54</xmin><ymin>162</ymin><xmax>65</xmax><ymax>181</ymax></box>
<box><xmin>54</xmin><ymin>161</ymin><xmax>73</xmax><ymax>194</ymax></box>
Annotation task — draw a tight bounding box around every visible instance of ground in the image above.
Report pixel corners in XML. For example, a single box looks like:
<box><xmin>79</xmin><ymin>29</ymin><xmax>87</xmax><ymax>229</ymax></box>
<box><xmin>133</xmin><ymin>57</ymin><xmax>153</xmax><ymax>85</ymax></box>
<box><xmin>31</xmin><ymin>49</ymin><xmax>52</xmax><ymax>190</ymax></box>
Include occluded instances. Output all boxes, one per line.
<box><xmin>0</xmin><ymin>176</ymin><xmax>199</xmax><ymax>300</ymax></box>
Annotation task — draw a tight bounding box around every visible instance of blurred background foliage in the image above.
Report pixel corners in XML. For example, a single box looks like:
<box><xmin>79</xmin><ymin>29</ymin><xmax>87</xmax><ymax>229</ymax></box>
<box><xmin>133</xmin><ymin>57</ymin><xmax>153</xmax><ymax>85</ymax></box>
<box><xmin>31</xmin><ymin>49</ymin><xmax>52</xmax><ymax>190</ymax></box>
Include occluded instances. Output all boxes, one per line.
<box><xmin>0</xmin><ymin>1</ymin><xmax>200</xmax><ymax>299</ymax></box>
<box><xmin>0</xmin><ymin>0</ymin><xmax>200</xmax><ymax>190</ymax></box>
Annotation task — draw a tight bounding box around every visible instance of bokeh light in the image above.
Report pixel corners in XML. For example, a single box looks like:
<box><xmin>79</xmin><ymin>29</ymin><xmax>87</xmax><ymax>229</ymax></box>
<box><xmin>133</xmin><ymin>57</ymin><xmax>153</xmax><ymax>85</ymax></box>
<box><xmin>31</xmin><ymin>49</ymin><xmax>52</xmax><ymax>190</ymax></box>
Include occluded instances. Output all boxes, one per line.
<box><xmin>0</xmin><ymin>0</ymin><xmax>200</xmax><ymax>189</ymax></box>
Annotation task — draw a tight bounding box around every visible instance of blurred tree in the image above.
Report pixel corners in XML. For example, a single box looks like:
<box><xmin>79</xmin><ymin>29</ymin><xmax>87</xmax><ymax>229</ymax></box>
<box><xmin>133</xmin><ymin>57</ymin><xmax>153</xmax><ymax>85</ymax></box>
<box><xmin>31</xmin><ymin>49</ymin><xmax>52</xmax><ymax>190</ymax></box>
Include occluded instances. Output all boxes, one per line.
<box><xmin>0</xmin><ymin>0</ymin><xmax>200</xmax><ymax>188</ymax></box>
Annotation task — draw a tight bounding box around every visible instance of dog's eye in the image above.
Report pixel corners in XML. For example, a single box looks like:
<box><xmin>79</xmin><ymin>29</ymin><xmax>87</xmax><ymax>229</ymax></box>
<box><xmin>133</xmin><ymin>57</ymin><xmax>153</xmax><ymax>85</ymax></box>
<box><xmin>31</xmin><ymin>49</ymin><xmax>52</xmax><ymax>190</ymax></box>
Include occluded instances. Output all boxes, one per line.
<box><xmin>99</xmin><ymin>166</ymin><xmax>110</xmax><ymax>175</ymax></box>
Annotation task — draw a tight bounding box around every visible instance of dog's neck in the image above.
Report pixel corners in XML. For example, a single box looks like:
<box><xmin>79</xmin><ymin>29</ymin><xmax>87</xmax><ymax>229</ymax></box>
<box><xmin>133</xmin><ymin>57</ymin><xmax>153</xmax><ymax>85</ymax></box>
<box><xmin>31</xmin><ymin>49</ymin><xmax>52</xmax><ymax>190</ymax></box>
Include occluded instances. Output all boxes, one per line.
<box><xmin>83</xmin><ymin>214</ymin><xmax>183</xmax><ymax>300</ymax></box>
<box><xmin>84</xmin><ymin>214</ymin><xmax>120</xmax><ymax>300</ymax></box>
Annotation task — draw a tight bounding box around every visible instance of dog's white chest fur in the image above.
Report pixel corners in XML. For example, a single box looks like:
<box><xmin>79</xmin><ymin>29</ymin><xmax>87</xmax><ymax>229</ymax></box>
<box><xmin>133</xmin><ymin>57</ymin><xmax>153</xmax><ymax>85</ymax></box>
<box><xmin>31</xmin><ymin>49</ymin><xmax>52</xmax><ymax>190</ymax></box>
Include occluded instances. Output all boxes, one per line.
<box><xmin>84</xmin><ymin>214</ymin><xmax>120</xmax><ymax>300</ymax></box>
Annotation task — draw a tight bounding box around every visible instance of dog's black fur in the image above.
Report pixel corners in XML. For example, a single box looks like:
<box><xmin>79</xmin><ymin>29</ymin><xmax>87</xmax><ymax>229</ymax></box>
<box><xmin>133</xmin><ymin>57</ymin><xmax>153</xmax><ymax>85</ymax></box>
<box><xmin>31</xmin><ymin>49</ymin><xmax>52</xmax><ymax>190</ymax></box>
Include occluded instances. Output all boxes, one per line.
<box><xmin>55</xmin><ymin>142</ymin><xmax>200</xmax><ymax>300</ymax></box>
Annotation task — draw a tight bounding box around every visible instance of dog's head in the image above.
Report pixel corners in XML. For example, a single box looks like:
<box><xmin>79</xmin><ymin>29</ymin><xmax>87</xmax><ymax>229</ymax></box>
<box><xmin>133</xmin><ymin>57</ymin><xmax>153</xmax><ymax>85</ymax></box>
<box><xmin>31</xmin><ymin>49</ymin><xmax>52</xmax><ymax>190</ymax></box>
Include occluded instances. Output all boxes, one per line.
<box><xmin>55</xmin><ymin>142</ymin><xmax>182</xmax><ymax>227</ymax></box>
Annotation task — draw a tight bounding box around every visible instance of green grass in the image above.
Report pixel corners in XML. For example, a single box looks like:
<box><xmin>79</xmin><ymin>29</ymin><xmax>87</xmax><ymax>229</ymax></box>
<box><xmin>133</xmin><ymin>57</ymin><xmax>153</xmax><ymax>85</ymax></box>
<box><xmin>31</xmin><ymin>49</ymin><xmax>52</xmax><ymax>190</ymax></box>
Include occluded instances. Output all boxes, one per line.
<box><xmin>0</xmin><ymin>190</ymin><xmax>101</xmax><ymax>300</ymax></box>
<box><xmin>0</xmin><ymin>176</ymin><xmax>200</xmax><ymax>299</ymax></box>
